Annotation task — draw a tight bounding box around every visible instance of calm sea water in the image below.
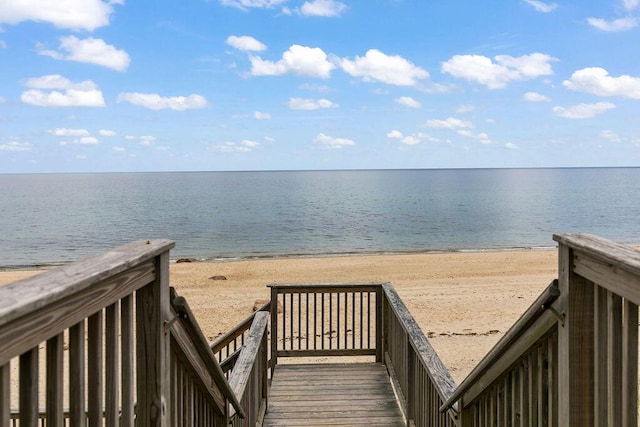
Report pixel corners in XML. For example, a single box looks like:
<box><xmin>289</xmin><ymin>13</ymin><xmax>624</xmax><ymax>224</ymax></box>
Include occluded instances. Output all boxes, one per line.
<box><xmin>1</xmin><ymin>168</ymin><xmax>639</xmax><ymax>268</ymax></box>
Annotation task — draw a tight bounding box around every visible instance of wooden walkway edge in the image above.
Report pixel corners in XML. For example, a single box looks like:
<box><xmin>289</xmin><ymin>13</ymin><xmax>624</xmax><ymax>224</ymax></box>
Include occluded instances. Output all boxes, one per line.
<box><xmin>263</xmin><ymin>363</ymin><xmax>405</xmax><ymax>426</ymax></box>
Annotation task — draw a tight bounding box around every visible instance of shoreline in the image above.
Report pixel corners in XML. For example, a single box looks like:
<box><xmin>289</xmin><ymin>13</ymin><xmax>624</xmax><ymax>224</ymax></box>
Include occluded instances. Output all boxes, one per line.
<box><xmin>0</xmin><ymin>249</ymin><xmax>559</xmax><ymax>383</ymax></box>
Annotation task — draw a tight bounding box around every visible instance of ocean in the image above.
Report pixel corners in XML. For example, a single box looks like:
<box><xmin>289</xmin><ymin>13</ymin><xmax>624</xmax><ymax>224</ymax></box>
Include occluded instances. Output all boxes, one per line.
<box><xmin>1</xmin><ymin>168</ymin><xmax>639</xmax><ymax>268</ymax></box>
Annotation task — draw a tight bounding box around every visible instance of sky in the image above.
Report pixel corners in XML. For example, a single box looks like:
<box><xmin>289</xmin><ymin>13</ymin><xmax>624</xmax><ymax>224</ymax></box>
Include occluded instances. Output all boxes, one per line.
<box><xmin>1</xmin><ymin>0</ymin><xmax>640</xmax><ymax>173</ymax></box>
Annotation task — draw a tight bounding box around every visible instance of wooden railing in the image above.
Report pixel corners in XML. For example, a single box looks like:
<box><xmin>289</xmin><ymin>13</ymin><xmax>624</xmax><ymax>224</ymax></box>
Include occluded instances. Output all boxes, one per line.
<box><xmin>268</xmin><ymin>284</ymin><xmax>383</xmax><ymax>366</ymax></box>
<box><xmin>441</xmin><ymin>233</ymin><xmax>640</xmax><ymax>426</ymax></box>
<box><xmin>0</xmin><ymin>240</ymin><xmax>241</xmax><ymax>427</ymax></box>
<box><xmin>210</xmin><ymin>301</ymin><xmax>270</xmax><ymax>376</ymax></box>
<box><xmin>227</xmin><ymin>312</ymin><xmax>269</xmax><ymax>427</ymax></box>
<box><xmin>382</xmin><ymin>283</ymin><xmax>458</xmax><ymax>427</ymax></box>
<box><xmin>268</xmin><ymin>282</ymin><xmax>458</xmax><ymax>426</ymax></box>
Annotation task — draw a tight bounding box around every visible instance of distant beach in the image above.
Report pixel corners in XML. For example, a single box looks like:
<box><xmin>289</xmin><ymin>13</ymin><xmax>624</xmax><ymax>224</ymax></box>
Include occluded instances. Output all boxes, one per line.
<box><xmin>0</xmin><ymin>249</ymin><xmax>558</xmax><ymax>383</ymax></box>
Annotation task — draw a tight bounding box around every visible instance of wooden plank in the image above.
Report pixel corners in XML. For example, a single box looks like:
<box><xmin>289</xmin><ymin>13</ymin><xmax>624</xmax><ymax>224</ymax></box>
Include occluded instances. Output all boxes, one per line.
<box><xmin>0</xmin><ymin>260</ymin><xmax>155</xmax><ymax>366</ymax></box>
<box><xmin>105</xmin><ymin>302</ymin><xmax>119</xmax><ymax>427</ymax></box>
<box><xmin>88</xmin><ymin>310</ymin><xmax>103</xmax><ymax>427</ymax></box>
<box><xmin>594</xmin><ymin>286</ymin><xmax>608</xmax><ymax>426</ymax></box>
<box><xmin>264</xmin><ymin>363</ymin><xmax>404</xmax><ymax>426</ymax></box>
<box><xmin>136</xmin><ymin>252</ymin><xmax>170</xmax><ymax>427</ymax></box>
<box><xmin>268</xmin><ymin>283</ymin><xmax>381</xmax><ymax>294</ymax></box>
<box><xmin>0</xmin><ymin>363</ymin><xmax>8</xmax><ymax>427</ymax></box>
<box><xmin>120</xmin><ymin>295</ymin><xmax>134</xmax><ymax>427</ymax></box>
<box><xmin>68</xmin><ymin>321</ymin><xmax>85</xmax><ymax>427</ymax></box>
<box><xmin>270</xmin><ymin>286</ymin><xmax>279</xmax><ymax>372</ymax></box>
<box><xmin>46</xmin><ymin>334</ymin><xmax>64</xmax><ymax>427</ymax></box>
<box><xmin>0</xmin><ymin>239</ymin><xmax>174</xmax><ymax>327</ymax></box>
<box><xmin>277</xmin><ymin>349</ymin><xmax>376</xmax><ymax>357</ymax></box>
<box><xmin>557</xmin><ymin>243</ymin><xmax>595</xmax><ymax>427</ymax></box>
<box><xmin>573</xmin><ymin>251</ymin><xmax>640</xmax><ymax>306</ymax></box>
<box><xmin>19</xmin><ymin>347</ymin><xmax>38</xmax><ymax>427</ymax></box>
<box><xmin>622</xmin><ymin>300</ymin><xmax>638</xmax><ymax>427</ymax></box>
<box><xmin>607</xmin><ymin>293</ymin><xmax>622</xmax><ymax>426</ymax></box>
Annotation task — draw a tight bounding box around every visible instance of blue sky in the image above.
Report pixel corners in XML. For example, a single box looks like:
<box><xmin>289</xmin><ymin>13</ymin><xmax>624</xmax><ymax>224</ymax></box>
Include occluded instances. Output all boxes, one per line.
<box><xmin>1</xmin><ymin>0</ymin><xmax>639</xmax><ymax>173</ymax></box>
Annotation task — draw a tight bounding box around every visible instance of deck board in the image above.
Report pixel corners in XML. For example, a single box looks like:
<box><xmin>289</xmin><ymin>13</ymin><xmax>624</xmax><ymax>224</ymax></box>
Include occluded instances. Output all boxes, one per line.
<box><xmin>263</xmin><ymin>363</ymin><xmax>405</xmax><ymax>426</ymax></box>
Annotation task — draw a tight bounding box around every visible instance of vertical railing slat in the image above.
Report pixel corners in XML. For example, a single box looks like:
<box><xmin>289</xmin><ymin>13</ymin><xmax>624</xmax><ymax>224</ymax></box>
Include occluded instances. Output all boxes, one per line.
<box><xmin>46</xmin><ymin>333</ymin><xmax>64</xmax><ymax>427</ymax></box>
<box><xmin>607</xmin><ymin>292</ymin><xmax>622</xmax><ymax>427</ymax></box>
<box><xmin>69</xmin><ymin>321</ymin><xmax>85</xmax><ymax>427</ymax></box>
<box><xmin>621</xmin><ymin>299</ymin><xmax>638</xmax><ymax>427</ymax></box>
<box><xmin>19</xmin><ymin>347</ymin><xmax>38</xmax><ymax>427</ymax></box>
<box><xmin>105</xmin><ymin>302</ymin><xmax>119</xmax><ymax>427</ymax></box>
<box><xmin>88</xmin><ymin>310</ymin><xmax>103</xmax><ymax>427</ymax></box>
<box><xmin>594</xmin><ymin>285</ymin><xmax>608</xmax><ymax>425</ymax></box>
<box><xmin>121</xmin><ymin>294</ymin><xmax>134</xmax><ymax>427</ymax></box>
<box><xmin>0</xmin><ymin>363</ymin><xmax>8</xmax><ymax>427</ymax></box>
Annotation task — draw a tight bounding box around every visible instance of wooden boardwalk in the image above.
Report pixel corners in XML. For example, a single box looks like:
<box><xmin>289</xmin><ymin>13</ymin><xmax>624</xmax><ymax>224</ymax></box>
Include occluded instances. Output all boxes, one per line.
<box><xmin>263</xmin><ymin>363</ymin><xmax>405</xmax><ymax>426</ymax></box>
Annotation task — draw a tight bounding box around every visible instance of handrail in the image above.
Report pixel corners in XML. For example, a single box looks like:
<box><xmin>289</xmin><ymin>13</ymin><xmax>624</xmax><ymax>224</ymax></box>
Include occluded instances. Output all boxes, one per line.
<box><xmin>227</xmin><ymin>311</ymin><xmax>269</xmax><ymax>425</ymax></box>
<box><xmin>382</xmin><ymin>282</ymin><xmax>459</xmax><ymax>424</ymax></box>
<box><xmin>439</xmin><ymin>280</ymin><xmax>560</xmax><ymax>412</ymax></box>
<box><xmin>211</xmin><ymin>301</ymin><xmax>270</xmax><ymax>354</ymax></box>
<box><xmin>170</xmin><ymin>288</ymin><xmax>245</xmax><ymax>419</ymax></box>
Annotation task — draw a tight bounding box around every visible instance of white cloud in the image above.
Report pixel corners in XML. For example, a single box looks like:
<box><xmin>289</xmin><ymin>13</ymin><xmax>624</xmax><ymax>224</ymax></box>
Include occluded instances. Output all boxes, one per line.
<box><xmin>395</xmin><ymin>96</ymin><xmax>421</xmax><ymax>109</ymax></box>
<box><xmin>623</xmin><ymin>0</ymin><xmax>639</xmax><ymax>11</ymax></box>
<box><xmin>38</xmin><ymin>36</ymin><xmax>130</xmax><ymax>71</ymax></box>
<box><xmin>523</xmin><ymin>91</ymin><xmax>551</xmax><ymax>102</ymax></box>
<box><xmin>117</xmin><ymin>92</ymin><xmax>208</xmax><ymax>110</ymax></box>
<box><xmin>60</xmin><ymin>136</ymin><xmax>99</xmax><ymax>146</ymax></box>
<box><xmin>226</xmin><ymin>35</ymin><xmax>267</xmax><ymax>52</ymax></box>
<box><xmin>254</xmin><ymin>111</ymin><xmax>271</xmax><ymax>119</ymax></box>
<box><xmin>288</xmin><ymin>97</ymin><xmax>338</xmax><ymax>110</ymax></box>
<box><xmin>457</xmin><ymin>130</ymin><xmax>492</xmax><ymax>144</ymax></box>
<box><xmin>0</xmin><ymin>97</ymin><xmax>6</xmax><ymax>103</ymax></box>
<box><xmin>563</xmin><ymin>67</ymin><xmax>640</xmax><ymax>99</ymax></box>
<box><xmin>505</xmin><ymin>142</ymin><xmax>518</xmax><ymax>149</ymax></box>
<box><xmin>21</xmin><ymin>74</ymin><xmax>105</xmax><ymax>107</ymax></box>
<box><xmin>0</xmin><ymin>41</ymin><xmax>6</xmax><ymax>49</ymax></box>
<box><xmin>299</xmin><ymin>0</ymin><xmax>347</xmax><ymax>17</ymax></box>
<box><xmin>600</xmin><ymin>130</ymin><xmax>623</xmax><ymax>142</ymax></box>
<box><xmin>219</xmin><ymin>0</ymin><xmax>287</xmax><ymax>11</ymax></box>
<box><xmin>553</xmin><ymin>102</ymin><xmax>616</xmax><ymax>119</ymax></box>
<box><xmin>0</xmin><ymin>0</ymin><xmax>118</xmax><ymax>31</ymax></box>
<box><xmin>49</xmin><ymin>128</ymin><xmax>89</xmax><ymax>137</ymax></box>
<box><xmin>113</xmin><ymin>146</ymin><xmax>126</xmax><ymax>152</ymax></box>
<box><xmin>455</xmin><ymin>104</ymin><xmax>475</xmax><ymax>113</ymax></box>
<box><xmin>340</xmin><ymin>49</ymin><xmax>429</xmax><ymax>86</ymax></box>
<box><xmin>400</xmin><ymin>135</ymin><xmax>421</xmax><ymax>145</ymax></box>
<box><xmin>250</xmin><ymin>45</ymin><xmax>335</xmax><ymax>78</ymax></box>
<box><xmin>387</xmin><ymin>130</ymin><xmax>403</xmax><ymax>139</ymax></box>
<box><xmin>139</xmin><ymin>136</ymin><xmax>156</xmax><ymax>146</ymax></box>
<box><xmin>424</xmin><ymin>117</ymin><xmax>473</xmax><ymax>129</ymax></box>
<box><xmin>0</xmin><ymin>141</ymin><xmax>32</xmax><ymax>152</ymax></box>
<box><xmin>523</xmin><ymin>0</ymin><xmax>558</xmax><ymax>13</ymax></box>
<box><xmin>587</xmin><ymin>16</ymin><xmax>638</xmax><ymax>32</ymax></box>
<box><xmin>313</xmin><ymin>133</ymin><xmax>355</xmax><ymax>149</ymax></box>
<box><xmin>441</xmin><ymin>53</ymin><xmax>556</xmax><ymax>89</ymax></box>
<box><xmin>99</xmin><ymin>129</ymin><xmax>116</xmax><ymax>136</ymax></box>
<box><xmin>213</xmin><ymin>140</ymin><xmax>259</xmax><ymax>152</ymax></box>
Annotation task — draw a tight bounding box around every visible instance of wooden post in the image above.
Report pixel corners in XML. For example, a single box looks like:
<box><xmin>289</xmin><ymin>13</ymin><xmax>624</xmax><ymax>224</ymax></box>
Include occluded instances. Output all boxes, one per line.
<box><xmin>270</xmin><ymin>286</ymin><xmax>278</xmax><ymax>375</ymax></box>
<box><xmin>375</xmin><ymin>286</ymin><xmax>383</xmax><ymax>363</ymax></box>
<box><xmin>557</xmin><ymin>243</ymin><xmax>594</xmax><ymax>426</ymax></box>
<box><xmin>136</xmin><ymin>251</ymin><xmax>171</xmax><ymax>427</ymax></box>
<box><xmin>0</xmin><ymin>363</ymin><xmax>9</xmax><ymax>427</ymax></box>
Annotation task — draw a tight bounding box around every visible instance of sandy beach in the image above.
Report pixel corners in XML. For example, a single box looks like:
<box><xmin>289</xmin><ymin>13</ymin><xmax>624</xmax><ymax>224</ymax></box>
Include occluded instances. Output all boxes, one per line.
<box><xmin>0</xmin><ymin>249</ymin><xmax>557</xmax><ymax>384</ymax></box>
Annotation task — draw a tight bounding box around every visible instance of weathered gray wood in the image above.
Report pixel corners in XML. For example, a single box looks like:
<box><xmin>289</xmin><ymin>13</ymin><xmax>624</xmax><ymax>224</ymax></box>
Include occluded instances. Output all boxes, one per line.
<box><xmin>573</xmin><ymin>250</ymin><xmax>640</xmax><ymax>306</ymax></box>
<box><xmin>136</xmin><ymin>252</ymin><xmax>170</xmax><ymax>427</ymax></box>
<box><xmin>210</xmin><ymin>301</ymin><xmax>269</xmax><ymax>353</ymax></box>
<box><xmin>0</xmin><ymin>260</ymin><xmax>155</xmax><ymax>366</ymax></box>
<box><xmin>0</xmin><ymin>239</ymin><xmax>174</xmax><ymax>327</ymax></box>
<box><xmin>170</xmin><ymin>289</ymin><xmax>243</xmax><ymax>418</ymax></box>
<box><xmin>88</xmin><ymin>310</ymin><xmax>103</xmax><ymax>427</ymax></box>
<box><xmin>268</xmin><ymin>283</ymin><xmax>381</xmax><ymax>293</ymax></box>
<box><xmin>227</xmin><ymin>312</ymin><xmax>268</xmax><ymax>401</ymax></box>
<box><xmin>19</xmin><ymin>347</ymin><xmax>38</xmax><ymax>427</ymax></box>
<box><xmin>594</xmin><ymin>286</ymin><xmax>608</xmax><ymax>426</ymax></box>
<box><xmin>270</xmin><ymin>286</ymin><xmax>278</xmax><ymax>373</ymax></box>
<box><xmin>0</xmin><ymin>363</ymin><xmax>8</xmax><ymax>427</ymax></box>
<box><xmin>0</xmin><ymin>363</ymin><xmax>11</xmax><ymax>427</ymax></box>
<box><xmin>68</xmin><ymin>321</ymin><xmax>84</xmax><ymax>427</ymax></box>
<box><xmin>557</xmin><ymin>243</ymin><xmax>595</xmax><ymax>427</ymax></box>
<box><xmin>46</xmin><ymin>333</ymin><xmax>64</xmax><ymax>427</ymax></box>
<box><xmin>120</xmin><ymin>295</ymin><xmax>134</xmax><ymax>427</ymax></box>
<box><xmin>607</xmin><ymin>292</ymin><xmax>622</xmax><ymax>426</ymax></box>
<box><xmin>443</xmin><ymin>283</ymin><xmax>560</xmax><ymax>410</ymax></box>
<box><xmin>381</xmin><ymin>283</ymin><xmax>457</xmax><ymax>413</ymax></box>
<box><xmin>622</xmin><ymin>299</ymin><xmax>638</xmax><ymax>427</ymax></box>
<box><xmin>105</xmin><ymin>302</ymin><xmax>119</xmax><ymax>427</ymax></box>
<box><xmin>263</xmin><ymin>363</ymin><xmax>404</xmax><ymax>426</ymax></box>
